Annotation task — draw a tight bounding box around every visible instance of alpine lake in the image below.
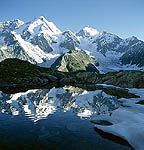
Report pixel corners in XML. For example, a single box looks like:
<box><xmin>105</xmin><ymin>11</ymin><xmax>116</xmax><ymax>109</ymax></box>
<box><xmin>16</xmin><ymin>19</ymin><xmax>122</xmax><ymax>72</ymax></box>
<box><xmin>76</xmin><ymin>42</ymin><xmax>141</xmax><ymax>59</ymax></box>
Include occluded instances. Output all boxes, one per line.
<box><xmin>0</xmin><ymin>85</ymin><xmax>136</xmax><ymax>150</ymax></box>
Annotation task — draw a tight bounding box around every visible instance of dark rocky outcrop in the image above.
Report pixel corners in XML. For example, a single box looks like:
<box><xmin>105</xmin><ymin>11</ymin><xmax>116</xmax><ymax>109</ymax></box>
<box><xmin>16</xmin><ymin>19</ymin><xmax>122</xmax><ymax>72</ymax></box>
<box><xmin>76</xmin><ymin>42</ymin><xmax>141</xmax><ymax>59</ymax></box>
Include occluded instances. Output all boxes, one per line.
<box><xmin>0</xmin><ymin>58</ymin><xmax>58</xmax><ymax>86</ymax></box>
<box><xmin>102</xmin><ymin>70</ymin><xmax>144</xmax><ymax>88</ymax></box>
<box><xmin>74</xmin><ymin>70</ymin><xmax>144</xmax><ymax>88</ymax></box>
<box><xmin>75</xmin><ymin>84</ymin><xmax>140</xmax><ymax>99</ymax></box>
<box><xmin>0</xmin><ymin>58</ymin><xmax>144</xmax><ymax>96</ymax></box>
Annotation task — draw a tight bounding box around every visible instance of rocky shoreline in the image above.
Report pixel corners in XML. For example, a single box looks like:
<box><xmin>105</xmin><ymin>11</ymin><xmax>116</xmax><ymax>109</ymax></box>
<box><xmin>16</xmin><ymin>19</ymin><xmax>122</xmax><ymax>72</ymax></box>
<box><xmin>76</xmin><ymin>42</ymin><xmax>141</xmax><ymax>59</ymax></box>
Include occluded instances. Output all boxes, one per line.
<box><xmin>0</xmin><ymin>58</ymin><xmax>143</xmax><ymax>98</ymax></box>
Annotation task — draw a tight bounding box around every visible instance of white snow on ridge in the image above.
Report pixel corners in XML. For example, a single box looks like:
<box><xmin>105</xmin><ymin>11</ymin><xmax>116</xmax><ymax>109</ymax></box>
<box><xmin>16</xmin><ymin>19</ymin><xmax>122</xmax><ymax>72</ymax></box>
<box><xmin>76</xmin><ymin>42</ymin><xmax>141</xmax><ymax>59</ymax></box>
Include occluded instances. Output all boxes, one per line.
<box><xmin>16</xmin><ymin>16</ymin><xmax>61</xmax><ymax>38</ymax></box>
<box><xmin>12</xmin><ymin>31</ymin><xmax>64</xmax><ymax>67</ymax></box>
<box><xmin>76</xmin><ymin>26</ymin><xmax>100</xmax><ymax>39</ymax></box>
<box><xmin>12</xmin><ymin>31</ymin><xmax>45</xmax><ymax>63</ymax></box>
<box><xmin>27</xmin><ymin>16</ymin><xmax>62</xmax><ymax>35</ymax></box>
<box><xmin>83</xmin><ymin>26</ymin><xmax>99</xmax><ymax>37</ymax></box>
<box><xmin>97</xmin><ymin>32</ymin><xmax>116</xmax><ymax>43</ymax></box>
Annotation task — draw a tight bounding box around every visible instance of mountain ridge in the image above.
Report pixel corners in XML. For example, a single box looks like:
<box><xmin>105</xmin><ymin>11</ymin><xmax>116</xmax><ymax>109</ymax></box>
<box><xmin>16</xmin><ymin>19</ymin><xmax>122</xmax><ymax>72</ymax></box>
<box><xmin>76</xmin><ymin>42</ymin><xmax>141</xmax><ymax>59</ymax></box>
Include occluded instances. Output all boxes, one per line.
<box><xmin>0</xmin><ymin>16</ymin><xmax>144</xmax><ymax>72</ymax></box>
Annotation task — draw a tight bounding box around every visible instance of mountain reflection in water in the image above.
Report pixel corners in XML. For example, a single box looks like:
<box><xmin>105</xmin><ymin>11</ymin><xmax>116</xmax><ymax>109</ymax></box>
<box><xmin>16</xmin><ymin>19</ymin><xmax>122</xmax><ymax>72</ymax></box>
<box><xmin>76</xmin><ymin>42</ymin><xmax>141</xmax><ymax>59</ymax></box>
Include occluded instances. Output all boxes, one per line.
<box><xmin>0</xmin><ymin>86</ymin><xmax>120</xmax><ymax>122</ymax></box>
<box><xmin>0</xmin><ymin>86</ymin><xmax>132</xmax><ymax>150</ymax></box>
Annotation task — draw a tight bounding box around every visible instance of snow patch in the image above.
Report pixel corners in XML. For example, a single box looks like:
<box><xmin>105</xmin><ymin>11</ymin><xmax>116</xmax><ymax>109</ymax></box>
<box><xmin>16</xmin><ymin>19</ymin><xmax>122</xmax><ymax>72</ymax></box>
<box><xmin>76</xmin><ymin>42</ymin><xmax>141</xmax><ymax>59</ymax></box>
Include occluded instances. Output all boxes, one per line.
<box><xmin>92</xmin><ymin>88</ymin><xmax>144</xmax><ymax>150</ymax></box>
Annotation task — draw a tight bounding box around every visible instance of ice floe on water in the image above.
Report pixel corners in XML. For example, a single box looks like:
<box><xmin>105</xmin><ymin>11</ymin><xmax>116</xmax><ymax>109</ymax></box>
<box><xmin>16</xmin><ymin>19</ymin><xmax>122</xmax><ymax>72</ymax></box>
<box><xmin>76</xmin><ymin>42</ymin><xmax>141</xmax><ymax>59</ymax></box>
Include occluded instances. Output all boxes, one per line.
<box><xmin>91</xmin><ymin>88</ymin><xmax>144</xmax><ymax>150</ymax></box>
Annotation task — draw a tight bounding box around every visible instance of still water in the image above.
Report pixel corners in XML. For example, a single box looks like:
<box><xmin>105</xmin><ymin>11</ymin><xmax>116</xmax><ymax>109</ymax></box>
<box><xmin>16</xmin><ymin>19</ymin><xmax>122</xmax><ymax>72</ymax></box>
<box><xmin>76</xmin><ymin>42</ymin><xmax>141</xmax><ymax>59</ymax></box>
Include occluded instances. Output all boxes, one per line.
<box><xmin>0</xmin><ymin>86</ymin><xmax>132</xmax><ymax>150</ymax></box>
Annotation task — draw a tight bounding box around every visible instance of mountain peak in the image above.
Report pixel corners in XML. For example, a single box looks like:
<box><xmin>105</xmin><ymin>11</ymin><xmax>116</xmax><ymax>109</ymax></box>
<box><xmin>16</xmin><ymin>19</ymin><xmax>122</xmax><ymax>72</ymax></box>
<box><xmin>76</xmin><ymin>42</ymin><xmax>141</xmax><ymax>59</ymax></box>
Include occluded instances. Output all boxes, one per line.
<box><xmin>34</xmin><ymin>16</ymin><xmax>47</xmax><ymax>22</ymax></box>
<box><xmin>29</xmin><ymin>16</ymin><xmax>61</xmax><ymax>35</ymax></box>
<box><xmin>38</xmin><ymin>16</ymin><xmax>46</xmax><ymax>20</ymax></box>
<box><xmin>15</xmin><ymin>16</ymin><xmax>61</xmax><ymax>39</ymax></box>
<box><xmin>0</xmin><ymin>19</ymin><xmax>24</xmax><ymax>32</ymax></box>
<box><xmin>76</xmin><ymin>26</ymin><xmax>99</xmax><ymax>38</ymax></box>
<box><xmin>83</xmin><ymin>26</ymin><xmax>99</xmax><ymax>35</ymax></box>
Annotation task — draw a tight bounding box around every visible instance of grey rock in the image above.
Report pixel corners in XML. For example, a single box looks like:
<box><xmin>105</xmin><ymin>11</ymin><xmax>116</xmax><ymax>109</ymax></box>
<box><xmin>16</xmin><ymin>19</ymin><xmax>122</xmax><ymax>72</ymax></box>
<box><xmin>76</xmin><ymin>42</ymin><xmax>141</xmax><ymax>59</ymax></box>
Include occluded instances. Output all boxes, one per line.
<box><xmin>46</xmin><ymin>74</ymin><xmax>58</xmax><ymax>82</ymax></box>
<box><xmin>60</xmin><ymin>77</ymin><xmax>76</xmax><ymax>84</ymax></box>
<box><xmin>31</xmin><ymin>33</ymin><xmax>53</xmax><ymax>53</ymax></box>
<box><xmin>39</xmin><ymin>73</ymin><xmax>58</xmax><ymax>81</ymax></box>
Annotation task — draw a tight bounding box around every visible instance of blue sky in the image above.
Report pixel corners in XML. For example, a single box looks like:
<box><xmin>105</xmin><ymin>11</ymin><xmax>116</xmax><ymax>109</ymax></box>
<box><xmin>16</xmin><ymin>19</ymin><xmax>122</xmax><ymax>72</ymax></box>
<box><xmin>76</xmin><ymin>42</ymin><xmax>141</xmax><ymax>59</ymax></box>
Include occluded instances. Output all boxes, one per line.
<box><xmin>0</xmin><ymin>0</ymin><xmax>144</xmax><ymax>40</ymax></box>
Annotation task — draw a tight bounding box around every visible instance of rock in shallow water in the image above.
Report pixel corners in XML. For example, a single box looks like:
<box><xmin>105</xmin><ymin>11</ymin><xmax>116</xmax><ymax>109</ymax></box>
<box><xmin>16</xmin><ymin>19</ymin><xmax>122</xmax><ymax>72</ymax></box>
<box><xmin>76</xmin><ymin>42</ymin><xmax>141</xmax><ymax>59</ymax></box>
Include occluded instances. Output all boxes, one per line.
<box><xmin>94</xmin><ymin>127</ymin><xmax>135</xmax><ymax>150</ymax></box>
<box><xmin>91</xmin><ymin>120</ymin><xmax>113</xmax><ymax>126</ymax></box>
<box><xmin>136</xmin><ymin>100</ymin><xmax>144</xmax><ymax>105</ymax></box>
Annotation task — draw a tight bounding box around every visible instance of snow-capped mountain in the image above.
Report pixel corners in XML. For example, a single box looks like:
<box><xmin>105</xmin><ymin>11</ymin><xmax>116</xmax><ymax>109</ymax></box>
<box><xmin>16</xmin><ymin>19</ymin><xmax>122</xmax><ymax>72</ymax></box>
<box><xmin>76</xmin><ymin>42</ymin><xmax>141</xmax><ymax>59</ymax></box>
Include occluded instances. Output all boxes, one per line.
<box><xmin>59</xmin><ymin>30</ymin><xmax>80</xmax><ymax>50</ymax></box>
<box><xmin>76</xmin><ymin>26</ymin><xmax>99</xmax><ymax>38</ymax></box>
<box><xmin>0</xmin><ymin>16</ymin><xmax>63</xmax><ymax>66</ymax></box>
<box><xmin>16</xmin><ymin>16</ymin><xmax>61</xmax><ymax>38</ymax></box>
<box><xmin>0</xmin><ymin>16</ymin><xmax>144</xmax><ymax>71</ymax></box>
<box><xmin>15</xmin><ymin>16</ymin><xmax>62</xmax><ymax>53</ymax></box>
